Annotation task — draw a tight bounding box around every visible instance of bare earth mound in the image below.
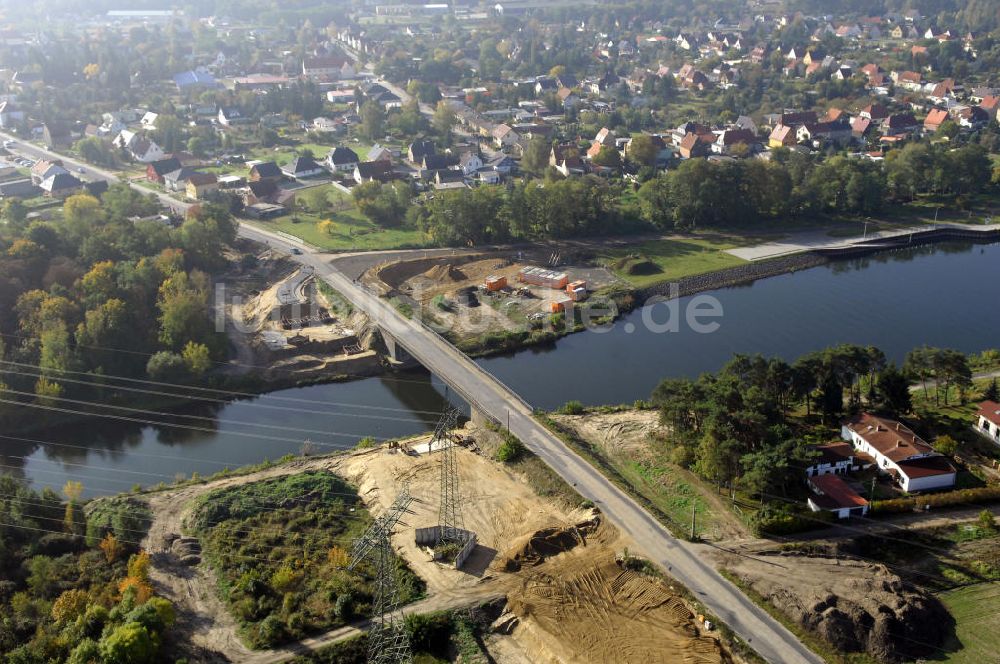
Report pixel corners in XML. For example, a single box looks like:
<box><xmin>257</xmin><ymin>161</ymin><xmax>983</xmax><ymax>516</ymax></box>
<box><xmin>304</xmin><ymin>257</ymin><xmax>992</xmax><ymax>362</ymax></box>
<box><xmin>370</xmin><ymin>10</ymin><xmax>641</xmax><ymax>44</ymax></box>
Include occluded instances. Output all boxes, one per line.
<box><xmin>722</xmin><ymin>553</ymin><xmax>951</xmax><ymax>662</ymax></box>
<box><xmin>506</xmin><ymin>556</ymin><xmax>729</xmax><ymax>664</ymax></box>
<box><xmin>421</xmin><ymin>263</ymin><xmax>467</xmax><ymax>282</ymax></box>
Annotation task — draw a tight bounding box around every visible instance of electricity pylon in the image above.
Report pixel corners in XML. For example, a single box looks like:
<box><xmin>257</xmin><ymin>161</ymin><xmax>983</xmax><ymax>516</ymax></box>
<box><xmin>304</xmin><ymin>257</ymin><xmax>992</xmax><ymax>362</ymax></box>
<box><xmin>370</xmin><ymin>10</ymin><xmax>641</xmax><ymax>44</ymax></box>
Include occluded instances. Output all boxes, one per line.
<box><xmin>432</xmin><ymin>408</ymin><xmax>464</xmax><ymax>543</ymax></box>
<box><xmin>349</xmin><ymin>487</ymin><xmax>415</xmax><ymax>664</ymax></box>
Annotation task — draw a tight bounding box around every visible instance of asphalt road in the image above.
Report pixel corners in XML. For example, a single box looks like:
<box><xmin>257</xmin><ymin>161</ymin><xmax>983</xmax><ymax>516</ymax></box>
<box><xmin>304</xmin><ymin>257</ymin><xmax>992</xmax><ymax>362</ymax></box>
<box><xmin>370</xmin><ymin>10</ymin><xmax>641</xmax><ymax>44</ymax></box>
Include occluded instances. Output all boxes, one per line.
<box><xmin>242</xmin><ymin>224</ymin><xmax>823</xmax><ymax>664</ymax></box>
<box><xmin>1</xmin><ymin>131</ymin><xmax>192</xmax><ymax>214</ymax></box>
<box><xmin>4</xmin><ymin>134</ymin><xmax>822</xmax><ymax>664</ymax></box>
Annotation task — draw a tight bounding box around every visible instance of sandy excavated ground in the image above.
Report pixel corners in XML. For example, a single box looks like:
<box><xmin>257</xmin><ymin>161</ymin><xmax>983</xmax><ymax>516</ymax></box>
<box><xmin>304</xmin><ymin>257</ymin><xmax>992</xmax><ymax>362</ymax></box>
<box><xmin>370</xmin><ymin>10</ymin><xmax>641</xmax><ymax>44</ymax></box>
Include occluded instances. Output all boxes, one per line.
<box><xmin>139</xmin><ymin>424</ymin><xmax>730</xmax><ymax>664</ymax></box>
<box><xmin>718</xmin><ymin>552</ymin><xmax>951</xmax><ymax>663</ymax></box>
<box><xmin>549</xmin><ymin>410</ymin><xmax>749</xmax><ymax>542</ymax></box>
<box><xmin>550</xmin><ymin>409</ymin><xmax>663</xmax><ymax>457</ymax></box>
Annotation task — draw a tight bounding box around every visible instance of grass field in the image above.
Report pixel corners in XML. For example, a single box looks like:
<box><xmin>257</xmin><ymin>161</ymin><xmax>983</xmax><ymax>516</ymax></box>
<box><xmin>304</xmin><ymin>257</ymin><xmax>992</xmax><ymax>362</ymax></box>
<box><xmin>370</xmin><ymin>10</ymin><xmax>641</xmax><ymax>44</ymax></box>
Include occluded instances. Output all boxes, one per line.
<box><xmin>249</xmin><ymin>212</ymin><xmax>432</xmax><ymax>252</ymax></box>
<box><xmin>599</xmin><ymin>235</ymin><xmax>751</xmax><ymax>287</ymax></box>
<box><xmin>938</xmin><ymin>582</ymin><xmax>1000</xmax><ymax>663</ymax></box>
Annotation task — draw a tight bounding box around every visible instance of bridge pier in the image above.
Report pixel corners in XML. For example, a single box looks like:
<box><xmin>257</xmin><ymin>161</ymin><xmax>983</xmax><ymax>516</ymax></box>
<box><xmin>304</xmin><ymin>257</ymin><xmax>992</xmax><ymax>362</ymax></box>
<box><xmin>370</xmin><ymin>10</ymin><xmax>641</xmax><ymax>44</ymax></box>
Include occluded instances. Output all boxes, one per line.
<box><xmin>379</xmin><ymin>329</ymin><xmax>418</xmax><ymax>368</ymax></box>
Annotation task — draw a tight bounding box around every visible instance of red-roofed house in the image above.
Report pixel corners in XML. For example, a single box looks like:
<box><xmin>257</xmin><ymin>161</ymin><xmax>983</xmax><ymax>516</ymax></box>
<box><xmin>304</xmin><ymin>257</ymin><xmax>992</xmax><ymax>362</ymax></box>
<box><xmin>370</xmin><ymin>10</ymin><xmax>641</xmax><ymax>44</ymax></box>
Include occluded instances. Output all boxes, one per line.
<box><xmin>842</xmin><ymin>412</ymin><xmax>956</xmax><ymax>491</ymax></box>
<box><xmin>975</xmin><ymin>401</ymin><xmax>1000</xmax><ymax>444</ymax></box>
<box><xmin>924</xmin><ymin>108</ymin><xmax>949</xmax><ymax>132</ymax></box>
<box><xmin>980</xmin><ymin>96</ymin><xmax>999</xmax><ymax>121</ymax></box>
<box><xmin>807</xmin><ymin>475</ymin><xmax>870</xmax><ymax>518</ymax></box>
<box><xmin>804</xmin><ymin>442</ymin><xmax>857</xmax><ymax>477</ymax></box>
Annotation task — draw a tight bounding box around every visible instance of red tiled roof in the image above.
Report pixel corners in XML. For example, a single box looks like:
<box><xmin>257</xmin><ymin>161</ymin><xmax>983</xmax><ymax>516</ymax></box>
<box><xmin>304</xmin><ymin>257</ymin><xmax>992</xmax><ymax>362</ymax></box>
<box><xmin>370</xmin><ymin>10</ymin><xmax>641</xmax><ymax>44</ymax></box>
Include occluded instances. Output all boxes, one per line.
<box><xmin>844</xmin><ymin>412</ymin><xmax>935</xmax><ymax>462</ymax></box>
<box><xmin>896</xmin><ymin>456</ymin><xmax>956</xmax><ymax>479</ymax></box>
<box><xmin>813</xmin><ymin>442</ymin><xmax>855</xmax><ymax>466</ymax></box>
<box><xmin>809</xmin><ymin>475</ymin><xmax>869</xmax><ymax>509</ymax></box>
<box><xmin>978</xmin><ymin>401</ymin><xmax>1000</xmax><ymax>428</ymax></box>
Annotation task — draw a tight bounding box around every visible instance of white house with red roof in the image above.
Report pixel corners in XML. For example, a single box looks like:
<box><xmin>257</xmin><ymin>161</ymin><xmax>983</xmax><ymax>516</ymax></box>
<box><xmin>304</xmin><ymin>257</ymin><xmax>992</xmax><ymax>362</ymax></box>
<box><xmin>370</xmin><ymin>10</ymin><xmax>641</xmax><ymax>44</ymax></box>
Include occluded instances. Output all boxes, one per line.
<box><xmin>842</xmin><ymin>412</ymin><xmax>956</xmax><ymax>492</ymax></box>
<box><xmin>975</xmin><ymin>401</ymin><xmax>1000</xmax><ymax>445</ymax></box>
<box><xmin>807</xmin><ymin>474</ymin><xmax>869</xmax><ymax>518</ymax></box>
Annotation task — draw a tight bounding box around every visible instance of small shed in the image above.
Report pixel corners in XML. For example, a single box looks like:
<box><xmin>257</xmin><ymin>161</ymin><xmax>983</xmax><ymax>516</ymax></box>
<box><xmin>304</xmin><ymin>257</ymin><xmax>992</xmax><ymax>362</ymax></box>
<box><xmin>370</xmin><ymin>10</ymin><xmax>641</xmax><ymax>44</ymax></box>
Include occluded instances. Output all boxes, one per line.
<box><xmin>566</xmin><ymin>280</ymin><xmax>587</xmax><ymax>301</ymax></box>
<box><xmin>485</xmin><ymin>275</ymin><xmax>507</xmax><ymax>291</ymax></box>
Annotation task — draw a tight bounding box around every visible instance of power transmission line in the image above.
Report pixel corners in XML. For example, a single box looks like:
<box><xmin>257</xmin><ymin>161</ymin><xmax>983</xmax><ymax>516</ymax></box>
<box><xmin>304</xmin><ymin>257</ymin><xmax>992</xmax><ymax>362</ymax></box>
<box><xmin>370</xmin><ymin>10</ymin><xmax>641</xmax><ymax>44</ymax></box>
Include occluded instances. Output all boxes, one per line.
<box><xmin>348</xmin><ymin>486</ymin><xmax>416</xmax><ymax>664</ymax></box>
<box><xmin>2</xmin><ymin>365</ymin><xmax>431</xmax><ymax>424</ymax></box>
<box><xmin>0</xmin><ymin>357</ymin><xmax>448</xmax><ymax>415</ymax></box>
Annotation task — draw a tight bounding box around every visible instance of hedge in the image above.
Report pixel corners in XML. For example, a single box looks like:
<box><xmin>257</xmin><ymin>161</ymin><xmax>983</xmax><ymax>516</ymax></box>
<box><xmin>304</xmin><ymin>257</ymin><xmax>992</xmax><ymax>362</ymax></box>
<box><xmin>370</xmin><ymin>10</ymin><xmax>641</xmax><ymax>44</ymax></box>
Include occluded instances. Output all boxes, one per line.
<box><xmin>871</xmin><ymin>485</ymin><xmax>1000</xmax><ymax>514</ymax></box>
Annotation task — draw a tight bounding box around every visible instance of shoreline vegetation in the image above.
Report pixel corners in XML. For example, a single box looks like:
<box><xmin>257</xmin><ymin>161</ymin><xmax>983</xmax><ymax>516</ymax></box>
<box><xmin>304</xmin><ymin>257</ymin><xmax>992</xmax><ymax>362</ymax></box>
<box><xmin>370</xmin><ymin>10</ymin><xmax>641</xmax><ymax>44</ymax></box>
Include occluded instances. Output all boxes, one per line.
<box><xmin>3</xmin><ymin>228</ymin><xmax>999</xmax><ymax>442</ymax></box>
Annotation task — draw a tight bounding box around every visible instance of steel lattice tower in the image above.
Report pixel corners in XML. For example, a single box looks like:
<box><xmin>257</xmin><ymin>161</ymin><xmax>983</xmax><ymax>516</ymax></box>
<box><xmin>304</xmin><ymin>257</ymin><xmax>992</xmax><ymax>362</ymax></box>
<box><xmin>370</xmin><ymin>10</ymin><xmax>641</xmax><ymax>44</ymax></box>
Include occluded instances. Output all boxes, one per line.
<box><xmin>349</xmin><ymin>487</ymin><xmax>416</xmax><ymax>664</ymax></box>
<box><xmin>432</xmin><ymin>408</ymin><xmax>464</xmax><ymax>543</ymax></box>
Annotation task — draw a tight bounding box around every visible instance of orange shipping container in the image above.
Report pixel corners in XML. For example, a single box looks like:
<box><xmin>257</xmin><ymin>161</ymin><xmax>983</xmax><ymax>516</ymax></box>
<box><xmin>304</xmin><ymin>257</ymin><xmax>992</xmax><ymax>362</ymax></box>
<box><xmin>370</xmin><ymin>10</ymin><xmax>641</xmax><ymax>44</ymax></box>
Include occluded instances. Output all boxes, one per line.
<box><xmin>485</xmin><ymin>275</ymin><xmax>507</xmax><ymax>291</ymax></box>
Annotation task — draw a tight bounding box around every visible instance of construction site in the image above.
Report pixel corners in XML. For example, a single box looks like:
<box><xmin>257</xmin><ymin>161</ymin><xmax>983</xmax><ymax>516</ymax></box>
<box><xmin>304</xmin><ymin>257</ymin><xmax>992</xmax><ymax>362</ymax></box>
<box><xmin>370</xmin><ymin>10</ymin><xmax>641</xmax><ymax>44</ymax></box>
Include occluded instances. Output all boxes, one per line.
<box><xmin>224</xmin><ymin>248</ymin><xmax>381</xmax><ymax>381</ymax></box>
<box><xmin>138</xmin><ymin>412</ymin><xmax>733</xmax><ymax>664</ymax></box>
<box><xmin>361</xmin><ymin>249</ymin><xmax>619</xmax><ymax>346</ymax></box>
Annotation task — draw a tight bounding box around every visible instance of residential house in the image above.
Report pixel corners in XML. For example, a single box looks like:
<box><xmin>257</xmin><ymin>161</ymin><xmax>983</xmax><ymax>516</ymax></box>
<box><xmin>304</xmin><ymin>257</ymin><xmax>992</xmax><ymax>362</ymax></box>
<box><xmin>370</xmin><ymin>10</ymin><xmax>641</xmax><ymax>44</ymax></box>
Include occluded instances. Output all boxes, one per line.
<box><xmin>851</xmin><ymin>117</ymin><xmax>874</xmax><ymax>140</ymax></box>
<box><xmin>281</xmin><ymin>156</ymin><xmax>325</xmax><ymax>180</ymax></box>
<box><xmin>367</xmin><ymin>144</ymin><xmax>393</xmax><ymax>163</ymax></box>
<box><xmin>42</xmin><ymin>123</ymin><xmax>73</xmax><ymax>149</ymax></box>
<box><xmin>173</xmin><ymin>69</ymin><xmax>218</xmax><ymax>90</ymax></box>
<box><xmin>769</xmin><ymin>124</ymin><xmax>797</xmax><ymax>148</ymax></box>
<box><xmin>433</xmin><ymin>169</ymin><xmax>467</xmax><ymax>190</ymax></box>
<box><xmin>113</xmin><ymin>130</ymin><xmax>166</xmax><ymax>163</ymax></box>
<box><xmin>672</xmin><ymin>122</ymin><xmax>711</xmax><ymax>146</ymax></box>
<box><xmin>677</xmin><ymin>64</ymin><xmax>709</xmax><ymax>90</ymax></box>
<box><xmin>327</xmin><ymin>147</ymin><xmax>360</xmax><ymax>172</ymax></box>
<box><xmin>882</xmin><ymin>113</ymin><xmax>919</xmax><ymax>136</ymax></box>
<box><xmin>357</xmin><ymin>82</ymin><xmax>402</xmax><ymax>111</ymax></box>
<box><xmin>974</xmin><ymin>401</ymin><xmax>1000</xmax><ymax>445</ymax></box>
<box><xmin>860</xmin><ymin>103</ymin><xmax>889</xmax><ymax>121</ymax></box>
<box><xmin>162</xmin><ymin>167</ymin><xmax>199</xmax><ymax>192</ymax></box>
<box><xmin>798</xmin><ymin>120</ymin><xmax>852</xmax><ymax>145</ymax></box>
<box><xmin>40</xmin><ymin>172</ymin><xmax>84</xmax><ymax>198</ymax></box>
<box><xmin>556</xmin><ymin>87</ymin><xmax>580</xmax><ymax>110</ymax></box>
<box><xmin>407</xmin><ymin>140</ymin><xmax>437</xmax><ymax>165</ymax></box>
<box><xmin>735</xmin><ymin>115</ymin><xmax>758</xmax><ymax>134</ymax></box>
<box><xmin>458</xmin><ymin>152</ymin><xmax>483</xmax><ymax>176</ymax></box>
<box><xmin>678</xmin><ymin>132</ymin><xmax>713</xmax><ymax>159</ymax></box>
<box><xmin>186</xmin><ymin>173</ymin><xmax>219</xmax><ymax>200</ymax></box>
<box><xmin>892</xmin><ymin>70</ymin><xmax>923</xmax><ymax>92</ymax></box>
<box><xmin>302</xmin><ymin>56</ymin><xmax>353</xmax><ymax>79</ymax></box>
<box><xmin>534</xmin><ymin>77</ymin><xmax>558</xmax><ymax>95</ymax></box>
<box><xmin>841</xmin><ymin>413</ymin><xmax>956</xmax><ymax>491</ymax></box>
<box><xmin>140</xmin><ymin>112</ymin><xmax>159</xmax><ymax>130</ymax></box>
<box><xmin>549</xmin><ymin>144</ymin><xmax>584</xmax><ymax>177</ymax></box>
<box><xmin>243</xmin><ymin>180</ymin><xmax>279</xmax><ymax>206</ymax></box>
<box><xmin>979</xmin><ymin>96</ymin><xmax>999</xmax><ymax>121</ymax></box>
<box><xmin>30</xmin><ymin>159</ymin><xmax>69</xmax><ymax>185</ymax></box>
<box><xmin>492</xmin><ymin>124</ymin><xmax>520</xmax><ymax>149</ymax></box>
<box><xmin>217</xmin><ymin>107</ymin><xmax>251</xmax><ymax>127</ymax></box>
<box><xmin>594</xmin><ymin>127</ymin><xmax>616</xmax><ymax>147</ymax></box>
<box><xmin>421</xmin><ymin>154</ymin><xmax>456</xmax><ymax>177</ymax></box>
<box><xmin>780</xmin><ymin>110</ymin><xmax>818</xmax><ymax>126</ymax></box>
<box><xmin>146</xmin><ymin>157</ymin><xmax>182</xmax><ymax>184</ymax></box>
<box><xmin>923</xmin><ymin>108</ymin><xmax>949</xmax><ymax>133</ymax></box>
<box><xmin>485</xmin><ymin>154</ymin><xmax>515</xmax><ymax>175</ymax></box>
<box><xmin>712</xmin><ymin>128</ymin><xmax>757</xmax><ymax>155</ymax></box>
<box><xmin>956</xmin><ymin>106</ymin><xmax>989</xmax><ymax>129</ymax></box>
<box><xmin>353</xmin><ymin>160</ymin><xmax>394</xmax><ymax>184</ymax></box>
<box><xmin>807</xmin><ymin>475</ymin><xmax>870</xmax><ymax>519</ymax></box>
<box><xmin>804</xmin><ymin>442</ymin><xmax>858</xmax><ymax>477</ymax></box>
<box><xmin>249</xmin><ymin>162</ymin><xmax>283</xmax><ymax>183</ymax></box>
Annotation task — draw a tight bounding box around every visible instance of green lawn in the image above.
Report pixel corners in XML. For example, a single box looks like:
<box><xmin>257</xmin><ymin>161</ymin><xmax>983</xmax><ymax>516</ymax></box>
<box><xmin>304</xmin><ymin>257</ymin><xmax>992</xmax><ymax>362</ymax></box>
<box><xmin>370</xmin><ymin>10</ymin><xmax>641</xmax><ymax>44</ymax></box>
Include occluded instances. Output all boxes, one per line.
<box><xmin>248</xmin><ymin>209</ymin><xmax>433</xmax><ymax>252</ymax></box>
<box><xmin>938</xmin><ymin>583</ymin><xmax>1000</xmax><ymax>663</ymax></box>
<box><xmin>600</xmin><ymin>235</ymin><xmax>751</xmax><ymax>287</ymax></box>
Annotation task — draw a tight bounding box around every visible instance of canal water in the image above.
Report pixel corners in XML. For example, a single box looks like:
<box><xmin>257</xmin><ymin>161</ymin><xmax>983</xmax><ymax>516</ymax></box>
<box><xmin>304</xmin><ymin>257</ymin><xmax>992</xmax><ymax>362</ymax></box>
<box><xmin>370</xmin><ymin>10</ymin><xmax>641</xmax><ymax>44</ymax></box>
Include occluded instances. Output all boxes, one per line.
<box><xmin>5</xmin><ymin>242</ymin><xmax>999</xmax><ymax>496</ymax></box>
